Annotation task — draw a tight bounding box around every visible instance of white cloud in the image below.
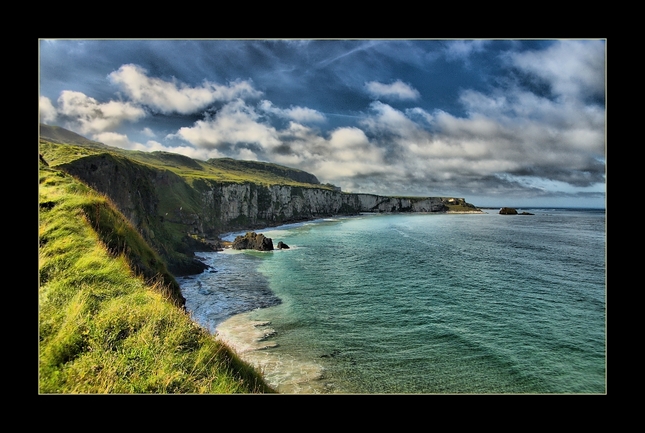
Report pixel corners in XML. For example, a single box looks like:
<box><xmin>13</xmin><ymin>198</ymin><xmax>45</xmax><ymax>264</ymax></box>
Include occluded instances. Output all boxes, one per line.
<box><xmin>353</xmin><ymin>94</ymin><xmax>604</xmax><ymax>192</ymax></box>
<box><xmin>405</xmin><ymin>107</ymin><xmax>434</xmax><ymax>125</ymax></box>
<box><xmin>457</xmin><ymin>87</ymin><xmax>605</xmax><ymax>156</ymax></box>
<box><xmin>141</xmin><ymin>127</ymin><xmax>156</xmax><ymax>137</ymax></box>
<box><xmin>170</xmin><ymin>99</ymin><xmax>280</xmax><ymax>149</ymax></box>
<box><xmin>506</xmin><ymin>40</ymin><xmax>605</xmax><ymax>101</ymax></box>
<box><xmin>365</xmin><ymin>80</ymin><xmax>420</xmax><ymax>100</ymax></box>
<box><xmin>258</xmin><ymin>100</ymin><xmax>326</xmax><ymax>123</ymax></box>
<box><xmin>328</xmin><ymin>127</ymin><xmax>383</xmax><ymax>163</ymax></box>
<box><xmin>57</xmin><ymin>90</ymin><xmax>146</xmax><ymax>135</ymax></box>
<box><xmin>361</xmin><ymin>101</ymin><xmax>426</xmax><ymax>141</ymax></box>
<box><xmin>284</xmin><ymin>126</ymin><xmax>386</xmax><ymax>179</ymax></box>
<box><xmin>236</xmin><ymin>148</ymin><xmax>260</xmax><ymax>161</ymax></box>
<box><xmin>108</xmin><ymin>64</ymin><xmax>263</xmax><ymax>114</ymax></box>
<box><xmin>443</xmin><ymin>40</ymin><xmax>488</xmax><ymax>61</ymax></box>
<box><xmin>39</xmin><ymin>96</ymin><xmax>57</xmax><ymax>123</ymax></box>
<box><xmin>93</xmin><ymin>132</ymin><xmax>221</xmax><ymax>160</ymax></box>
<box><xmin>92</xmin><ymin>132</ymin><xmax>148</xmax><ymax>151</ymax></box>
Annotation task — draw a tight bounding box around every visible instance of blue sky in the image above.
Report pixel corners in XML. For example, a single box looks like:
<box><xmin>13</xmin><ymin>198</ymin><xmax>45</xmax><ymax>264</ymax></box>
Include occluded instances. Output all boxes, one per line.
<box><xmin>39</xmin><ymin>39</ymin><xmax>606</xmax><ymax>208</ymax></box>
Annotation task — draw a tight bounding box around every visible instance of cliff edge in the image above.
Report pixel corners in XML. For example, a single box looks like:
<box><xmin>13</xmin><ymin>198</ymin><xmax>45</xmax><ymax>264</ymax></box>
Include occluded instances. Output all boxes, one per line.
<box><xmin>40</xmin><ymin>125</ymin><xmax>481</xmax><ymax>276</ymax></box>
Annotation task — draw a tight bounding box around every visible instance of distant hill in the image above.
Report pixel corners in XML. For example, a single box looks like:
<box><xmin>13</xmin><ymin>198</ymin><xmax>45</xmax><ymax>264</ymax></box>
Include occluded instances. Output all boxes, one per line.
<box><xmin>206</xmin><ymin>157</ymin><xmax>320</xmax><ymax>185</ymax></box>
<box><xmin>39</xmin><ymin>123</ymin><xmax>323</xmax><ymax>187</ymax></box>
<box><xmin>39</xmin><ymin>123</ymin><xmax>109</xmax><ymax>149</ymax></box>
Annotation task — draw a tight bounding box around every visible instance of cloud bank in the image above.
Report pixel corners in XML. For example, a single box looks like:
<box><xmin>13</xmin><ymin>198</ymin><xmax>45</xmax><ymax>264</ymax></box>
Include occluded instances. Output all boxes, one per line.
<box><xmin>39</xmin><ymin>39</ymin><xmax>606</xmax><ymax>207</ymax></box>
<box><xmin>108</xmin><ymin>64</ymin><xmax>262</xmax><ymax>114</ymax></box>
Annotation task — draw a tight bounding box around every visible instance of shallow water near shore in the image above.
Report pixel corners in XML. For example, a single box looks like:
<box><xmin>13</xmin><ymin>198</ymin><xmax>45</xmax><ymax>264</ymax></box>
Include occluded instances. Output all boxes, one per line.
<box><xmin>179</xmin><ymin>209</ymin><xmax>606</xmax><ymax>394</ymax></box>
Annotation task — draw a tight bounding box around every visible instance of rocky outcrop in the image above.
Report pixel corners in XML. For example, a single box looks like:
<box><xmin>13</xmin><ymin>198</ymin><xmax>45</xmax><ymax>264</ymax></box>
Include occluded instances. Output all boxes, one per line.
<box><xmin>499</xmin><ymin>207</ymin><xmax>518</xmax><ymax>215</ymax></box>
<box><xmin>276</xmin><ymin>241</ymin><xmax>289</xmax><ymax>250</ymax></box>
<box><xmin>232</xmin><ymin>232</ymin><xmax>274</xmax><ymax>251</ymax></box>
<box><xmin>499</xmin><ymin>207</ymin><xmax>534</xmax><ymax>215</ymax></box>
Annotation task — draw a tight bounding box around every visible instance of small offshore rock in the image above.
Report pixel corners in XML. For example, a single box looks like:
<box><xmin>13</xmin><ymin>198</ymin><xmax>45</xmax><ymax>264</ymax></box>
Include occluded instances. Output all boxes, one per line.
<box><xmin>276</xmin><ymin>241</ymin><xmax>290</xmax><ymax>249</ymax></box>
<box><xmin>232</xmin><ymin>231</ymin><xmax>274</xmax><ymax>251</ymax></box>
<box><xmin>499</xmin><ymin>207</ymin><xmax>518</xmax><ymax>215</ymax></box>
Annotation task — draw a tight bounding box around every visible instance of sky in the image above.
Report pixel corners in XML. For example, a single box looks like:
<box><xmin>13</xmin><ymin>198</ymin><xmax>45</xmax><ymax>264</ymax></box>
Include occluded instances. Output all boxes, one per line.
<box><xmin>39</xmin><ymin>39</ymin><xmax>606</xmax><ymax>208</ymax></box>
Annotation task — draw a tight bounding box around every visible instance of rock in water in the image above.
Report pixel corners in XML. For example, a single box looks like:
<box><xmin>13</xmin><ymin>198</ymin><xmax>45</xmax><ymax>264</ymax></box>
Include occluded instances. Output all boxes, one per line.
<box><xmin>499</xmin><ymin>207</ymin><xmax>518</xmax><ymax>215</ymax></box>
<box><xmin>232</xmin><ymin>232</ymin><xmax>274</xmax><ymax>251</ymax></box>
<box><xmin>276</xmin><ymin>241</ymin><xmax>290</xmax><ymax>249</ymax></box>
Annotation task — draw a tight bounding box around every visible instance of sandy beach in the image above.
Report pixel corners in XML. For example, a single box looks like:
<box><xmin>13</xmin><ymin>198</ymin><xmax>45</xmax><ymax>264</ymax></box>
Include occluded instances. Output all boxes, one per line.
<box><xmin>216</xmin><ymin>311</ymin><xmax>339</xmax><ymax>394</ymax></box>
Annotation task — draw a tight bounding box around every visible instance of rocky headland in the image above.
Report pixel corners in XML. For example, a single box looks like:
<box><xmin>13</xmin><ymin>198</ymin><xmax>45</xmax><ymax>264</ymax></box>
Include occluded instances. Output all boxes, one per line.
<box><xmin>40</xmin><ymin>125</ymin><xmax>483</xmax><ymax>276</ymax></box>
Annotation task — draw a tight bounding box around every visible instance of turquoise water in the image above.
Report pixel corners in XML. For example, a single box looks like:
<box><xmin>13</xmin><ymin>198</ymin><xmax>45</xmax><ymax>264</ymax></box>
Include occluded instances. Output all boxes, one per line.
<box><xmin>178</xmin><ymin>209</ymin><xmax>606</xmax><ymax>394</ymax></box>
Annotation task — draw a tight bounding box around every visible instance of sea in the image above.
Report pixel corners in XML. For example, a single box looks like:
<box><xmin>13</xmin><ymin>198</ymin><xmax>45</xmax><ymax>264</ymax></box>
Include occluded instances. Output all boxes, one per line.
<box><xmin>176</xmin><ymin>208</ymin><xmax>606</xmax><ymax>394</ymax></box>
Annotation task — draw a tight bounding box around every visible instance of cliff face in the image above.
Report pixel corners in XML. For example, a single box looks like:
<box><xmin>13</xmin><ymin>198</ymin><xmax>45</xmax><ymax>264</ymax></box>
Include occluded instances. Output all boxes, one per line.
<box><xmin>191</xmin><ymin>181</ymin><xmax>450</xmax><ymax>234</ymax></box>
<box><xmin>58</xmin><ymin>152</ymin><xmax>470</xmax><ymax>275</ymax></box>
<box><xmin>343</xmin><ymin>194</ymin><xmax>447</xmax><ymax>213</ymax></box>
<box><xmin>59</xmin><ymin>153</ymin><xmax>163</xmax><ymax>230</ymax></box>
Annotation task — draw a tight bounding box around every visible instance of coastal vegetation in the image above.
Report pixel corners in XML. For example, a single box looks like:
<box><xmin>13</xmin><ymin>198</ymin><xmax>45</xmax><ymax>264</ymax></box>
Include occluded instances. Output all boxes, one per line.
<box><xmin>38</xmin><ymin>163</ymin><xmax>275</xmax><ymax>393</ymax></box>
<box><xmin>38</xmin><ymin>125</ymin><xmax>329</xmax><ymax>190</ymax></box>
<box><xmin>39</xmin><ymin>123</ymin><xmax>346</xmax><ymax>275</ymax></box>
<box><xmin>38</xmin><ymin>124</ymin><xmax>481</xmax><ymax>393</ymax></box>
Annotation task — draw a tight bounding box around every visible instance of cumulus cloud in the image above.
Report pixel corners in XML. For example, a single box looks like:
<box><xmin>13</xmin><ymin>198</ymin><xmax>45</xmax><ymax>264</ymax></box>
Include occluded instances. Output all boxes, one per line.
<box><xmin>405</xmin><ymin>107</ymin><xmax>434</xmax><ymax>125</ymax></box>
<box><xmin>457</xmin><ymin>87</ymin><xmax>605</xmax><ymax>156</ymax></box>
<box><xmin>57</xmin><ymin>90</ymin><xmax>146</xmax><ymax>135</ymax></box>
<box><xmin>169</xmin><ymin>99</ymin><xmax>280</xmax><ymax>150</ymax></box>
<box><xmin>162</xmin><ymin>82</ymin><xmax>603</xmax><ymax>200</ymax></box>
<box><xmin>108</xmin><ymin>64</ymin><xmax>263</xmax><ymax>114</ymax></box>
<box><xmin>141</xmin><ymin>127</ymin><xmax>156</xmax><ymax>137</ymax></box>
<box><xmin>39</xmin><ymin>96</ymin><xmax>57</xmax><ymax>123</ymax></box>
<box><xmin>91</xmin><ymin>131</ymin><xmax>148</xmax><ymax>151</ymax></box>
<box><xmin>352</xmin><ymin>95</ymin><xmax>604</xmax><ymax>196</ymax></box>
<box><xmin>266</xmin><ymin>123</ymin><xmax>388</xmax><ymax>182</ymax></box>
<box><xmin>362</xmin><ymin>101</ymin><xmax>421</xmax><ymax>137</ymax></box>
<box><xmin>506</xmin><ymin>40</ymin><xmax>605</xmax><ymax>102</ymax></box>
<box><xmin>365</xmin><ymin>80</ymin><xmax>420</xmax><ymax>100</ymax></box>
<box><xmin>258</xmin><ymin>100</ymin><xmax>326</xmax><ymax>123</ymax></box>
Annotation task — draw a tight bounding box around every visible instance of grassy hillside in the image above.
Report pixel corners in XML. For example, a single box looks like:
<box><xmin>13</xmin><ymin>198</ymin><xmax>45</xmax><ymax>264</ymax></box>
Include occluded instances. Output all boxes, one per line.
<box><xmin>38</xmin><ymin>163</ymin><xmax>275</xmax><ymax>393</ymax></box>
<box><xmin>38</xmin><ymin>129</ymin><xmax>341</xmax><ymax>275</ymax></box>
<box><xmin>39</xmin><ymin>123</ymin><xmax>110</xmax><ymax>149</ymax></box>
<box><xmin>39</xmin><ymin>123</ymin><xmax>332</xmax><ymax>190</ymax></box>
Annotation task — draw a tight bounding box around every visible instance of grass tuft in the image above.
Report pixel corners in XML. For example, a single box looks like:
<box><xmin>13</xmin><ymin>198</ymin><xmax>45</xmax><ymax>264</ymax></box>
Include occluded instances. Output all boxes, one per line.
<box><xmin>39</xmin><ymin>166</ymin><xmax>275</xmax><ymax>394</ymax></box>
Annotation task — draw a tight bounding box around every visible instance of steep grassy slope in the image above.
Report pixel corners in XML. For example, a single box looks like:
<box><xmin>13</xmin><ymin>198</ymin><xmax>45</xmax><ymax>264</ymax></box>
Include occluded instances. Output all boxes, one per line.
<box><xmin>38</xmin><ymin>163</ymin><xmax>275</xmax><ymax>393</ymax></box>
<box><xmin>38</xmin><ymin>132</ymin><xmax>339</xmax><ymax>275</ymax></box>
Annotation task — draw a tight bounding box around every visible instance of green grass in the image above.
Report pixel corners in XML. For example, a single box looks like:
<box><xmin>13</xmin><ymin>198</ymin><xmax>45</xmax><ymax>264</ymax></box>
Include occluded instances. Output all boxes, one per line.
<box><xmin>39</xmin><ymin>165</ymin><xmax>275</xmax><ymax>393</ymax></box>
<box><xmin>39</xmin><ymin>138</ymin><xmax>332</xmax><ymax>190</ymax></box>
<box><xmin>38</xmin><ymin>138</ymin><xmax>341</xmax><ymax>274</ymax></box>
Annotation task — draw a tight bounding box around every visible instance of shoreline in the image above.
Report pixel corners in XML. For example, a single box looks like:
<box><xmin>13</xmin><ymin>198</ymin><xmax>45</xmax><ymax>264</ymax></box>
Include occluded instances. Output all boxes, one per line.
<box><xmin>215</xmin><ymin>311</ymin><xmax>338</xmax><ymax>394</ymax></box>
